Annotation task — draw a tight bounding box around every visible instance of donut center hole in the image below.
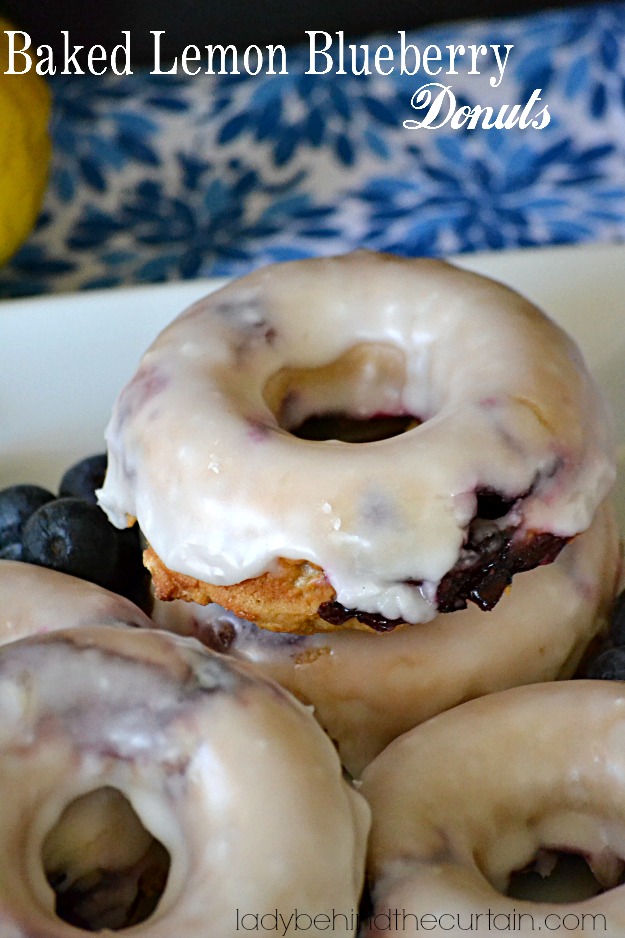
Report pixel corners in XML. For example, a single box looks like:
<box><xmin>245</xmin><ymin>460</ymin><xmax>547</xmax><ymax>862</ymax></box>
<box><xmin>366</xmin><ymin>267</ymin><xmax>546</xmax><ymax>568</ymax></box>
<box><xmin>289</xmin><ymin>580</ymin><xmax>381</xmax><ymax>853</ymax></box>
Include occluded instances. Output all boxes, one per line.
<box><xmin>42</xmin><ymin>786</ymin><xmax>170</xmax><ymax>932</ymax></box>
<box><xmin>292</xmin><ymin>412</ymin><xmax>417</xmax><ymax>443</ymax></box>
<box><xmin>507</xmin><ymin>849</ymin><xmax>617</xmax><ymax>903</ymax></box>
<box><xmin>263</xmin><ymin>343</ymin><xmax>419</xmax><ymax>443</ymax></box>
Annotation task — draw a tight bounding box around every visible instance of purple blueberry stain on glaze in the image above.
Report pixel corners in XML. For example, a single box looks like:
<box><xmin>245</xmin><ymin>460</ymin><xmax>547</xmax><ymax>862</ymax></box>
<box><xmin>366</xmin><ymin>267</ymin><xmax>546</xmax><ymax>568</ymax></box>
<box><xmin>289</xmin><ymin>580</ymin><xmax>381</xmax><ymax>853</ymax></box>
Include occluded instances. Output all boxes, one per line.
<box><xmin>213</xmin><ymin>292</ymin><xmax>263</xmax><ymax>325</ymax></box>
<box><xmin>233</xmin><ymin>319</ymin><xmax>277</xmax><ymax>359</ymax></box>
<box><xmin>0</xmin><ymin>635</ymin><xmax>243</xmax><ymax>763</ymax></box>
<box><xmin>115</xmin><ymin>364</ymin><xmax>169</xmax><ymax>430</ymax></box>
<box><xmin>478</xmin><ymin>396</ymin><xmax>501</xmax><ymax>409</ymax></box>
<box><xmin>213</xmin><ymin>291</ymin><xmax>277</xmax><ymax>359</ymax></box>
<box><xmin>359</xmin><ymin>490</ymin><xmax>399</xmax><ymax>528</ymax></box>
<box><xmin>246</xmin><ymin>416</ymin><xmax>274</xmax><ymax>442</ymax></box>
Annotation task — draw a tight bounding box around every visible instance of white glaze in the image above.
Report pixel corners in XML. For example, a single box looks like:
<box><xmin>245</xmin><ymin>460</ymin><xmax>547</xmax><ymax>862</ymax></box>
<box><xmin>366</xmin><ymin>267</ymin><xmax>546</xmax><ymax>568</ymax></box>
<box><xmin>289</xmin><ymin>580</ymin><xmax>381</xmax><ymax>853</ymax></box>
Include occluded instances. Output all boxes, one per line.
<box><xmin>0</xmin><ymin>560</ymin><xmax>152</xmax><ymax>645</ymax></box>
<box><xmin>152</xmin><ymin>499</ymin><xmax>620</xmax><ymax>776</ymax></box>
<box><xmin>0</xmin><ymin>626</ymin><xmax>369</xmax><ymax>937</ymax></box>
<box><xmin>360</xmin><ymin>680</ymin><xmax>625</xmax><ymax>937</ymax></box>
<box><xmin>98</xmin><ymin>252</ymin><xmax>615</xmax><ymax>623</ymax></box>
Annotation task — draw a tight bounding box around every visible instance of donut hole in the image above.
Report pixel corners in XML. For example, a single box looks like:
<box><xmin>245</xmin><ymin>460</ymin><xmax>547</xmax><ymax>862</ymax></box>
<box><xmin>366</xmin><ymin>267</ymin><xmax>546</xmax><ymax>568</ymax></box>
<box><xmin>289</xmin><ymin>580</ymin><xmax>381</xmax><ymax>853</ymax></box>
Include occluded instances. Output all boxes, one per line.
<box><xmin>507</xmin><ymin>849</ymin><xmax>619</xmax><ymax>903</ymax></box>
<box><xmin>291</xmin><ymin>412</ymin><xmax>416</xmax><ymax>443</ymax></box>
<box><xmin>41</xmin><ymin>786</ymin><xmax>170</xmax><ymax>932</ymax></box>
<box><xmin>263</xmin><ymin>343</ymin><xmax>420</xmax><ymax>443</ymax></box>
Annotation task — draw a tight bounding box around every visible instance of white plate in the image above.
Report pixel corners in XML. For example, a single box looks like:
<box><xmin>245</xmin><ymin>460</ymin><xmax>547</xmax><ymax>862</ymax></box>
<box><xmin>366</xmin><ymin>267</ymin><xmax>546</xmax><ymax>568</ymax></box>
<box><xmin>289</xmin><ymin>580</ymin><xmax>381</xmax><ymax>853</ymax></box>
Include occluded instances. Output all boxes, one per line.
<box><xmin>2</xmin><ymin>243</ymin><xmax>625</xmax><ymax>526</ymax></box>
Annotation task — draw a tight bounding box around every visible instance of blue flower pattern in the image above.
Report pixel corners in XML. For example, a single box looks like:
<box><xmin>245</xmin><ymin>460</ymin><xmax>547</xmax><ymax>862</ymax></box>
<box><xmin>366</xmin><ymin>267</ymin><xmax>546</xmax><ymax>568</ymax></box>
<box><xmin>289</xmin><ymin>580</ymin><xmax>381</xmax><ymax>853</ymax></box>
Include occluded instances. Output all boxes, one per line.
<box><xmin>1</xmin><ymin>2</ymin><xmax>624</xmax><ymax>297</ymax></box>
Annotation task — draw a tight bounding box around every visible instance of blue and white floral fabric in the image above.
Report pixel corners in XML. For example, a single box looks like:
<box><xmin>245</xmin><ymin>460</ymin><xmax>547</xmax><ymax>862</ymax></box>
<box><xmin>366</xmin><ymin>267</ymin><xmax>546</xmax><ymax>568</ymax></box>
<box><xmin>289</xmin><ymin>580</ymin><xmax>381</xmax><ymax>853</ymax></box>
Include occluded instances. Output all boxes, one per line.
<box><xmin>2</xmin><ymin>1</ymin><xmax>624</xmax><ymax>297</ymax></box>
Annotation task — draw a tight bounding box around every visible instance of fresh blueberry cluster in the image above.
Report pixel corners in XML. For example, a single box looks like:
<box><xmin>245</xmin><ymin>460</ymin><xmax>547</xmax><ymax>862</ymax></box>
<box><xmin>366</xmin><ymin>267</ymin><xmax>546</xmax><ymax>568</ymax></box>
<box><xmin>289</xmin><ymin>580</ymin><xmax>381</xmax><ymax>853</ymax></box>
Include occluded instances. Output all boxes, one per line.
<box><xmin>584</xmin><ymin>590</ymin><xmax>625</xmax><ymax>681</ymax></box>
<box><xmin>0</xmin><ymin>455</ymin><xmax>149</xmax><ymax>610</ymax></box>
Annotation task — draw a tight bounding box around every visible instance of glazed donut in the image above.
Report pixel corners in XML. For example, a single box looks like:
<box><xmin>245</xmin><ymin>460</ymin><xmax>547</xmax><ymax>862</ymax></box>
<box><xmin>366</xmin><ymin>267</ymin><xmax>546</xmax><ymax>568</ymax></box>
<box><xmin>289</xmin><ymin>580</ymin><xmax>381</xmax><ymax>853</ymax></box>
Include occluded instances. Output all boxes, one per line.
<box><xmin>359</xmin><ymin>680</ymin><xmax>625</xmax><ymax>937</ymax></box>
<box><xmin>0</xmin><ymin>625</ymin><xmax>369</xmax><ymax>936</ymax></box>
<box><xmin>0</xmin><ymin>559</ymin><xmax>152</xmax><ymax>646</ymax></box>
<box><xmin>151</xmin><ymin>498</ymin><xmax>620</xmax><ymax>775</ymax></box>
<box><xmin>98</xmin><ymin>252</ymin><xmax>615</xmax><ymax>633</ymax></box>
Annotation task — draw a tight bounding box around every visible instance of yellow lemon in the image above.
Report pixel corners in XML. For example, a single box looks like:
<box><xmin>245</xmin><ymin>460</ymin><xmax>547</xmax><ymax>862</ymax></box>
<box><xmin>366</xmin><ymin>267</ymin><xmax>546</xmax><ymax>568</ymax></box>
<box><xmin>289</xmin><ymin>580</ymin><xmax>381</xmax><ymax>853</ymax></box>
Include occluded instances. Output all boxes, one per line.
<box><xmin>0</xmin><ymin>22</ymin><xmax>51</xmax><ymax>265</ymax></box>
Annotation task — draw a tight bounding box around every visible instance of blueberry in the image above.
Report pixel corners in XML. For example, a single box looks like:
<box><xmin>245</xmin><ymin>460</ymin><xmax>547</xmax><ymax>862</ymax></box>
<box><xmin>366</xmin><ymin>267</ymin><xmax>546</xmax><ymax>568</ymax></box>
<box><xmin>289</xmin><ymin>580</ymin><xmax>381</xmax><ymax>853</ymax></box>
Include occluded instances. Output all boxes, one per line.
<box><xmin>0</xmin><ymin>542</ymin><xmax>24</xmax><ymax>561</ymax></box>
<box><xmin>0</xmin><ymin>484</ymin><xmax>56</xmax><ymax>550</ymax></box>
<box><xmin>609</xmin><ymin>589</ymin><xmax>625</xmax><ymax>647</ymax></box>
<box><xmin>22</xmin><ymin>497</ymin><xmax>120</xmax><ymax>590</ymax></box>
<box><xmin>585</xmin><ymin>646</ymin><xmax>625</xmax><ymax>681</ymax></box>
<box><xmin>112</xmin><ymin>523</ymin><xmax>151</xmax><ymax>610</ymax></box>
<box><xmin>59</xmin><ymin>453</ymin><xmax>108</xmax><ymax>505</ymax></box>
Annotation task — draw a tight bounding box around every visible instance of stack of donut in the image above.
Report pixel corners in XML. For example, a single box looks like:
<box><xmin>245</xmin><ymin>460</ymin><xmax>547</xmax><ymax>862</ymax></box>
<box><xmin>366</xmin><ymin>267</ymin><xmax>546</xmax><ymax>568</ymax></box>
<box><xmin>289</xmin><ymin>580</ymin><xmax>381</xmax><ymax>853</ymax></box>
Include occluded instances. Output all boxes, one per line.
<box><xmin>98</xmin><ymin>251</ymin><xmax>619</xmax><ymax>773</ymax></box>
<box><xmin>1</xmin><ymin>252</ymin><xmax>622</xmax><ymax>935</ymax></box>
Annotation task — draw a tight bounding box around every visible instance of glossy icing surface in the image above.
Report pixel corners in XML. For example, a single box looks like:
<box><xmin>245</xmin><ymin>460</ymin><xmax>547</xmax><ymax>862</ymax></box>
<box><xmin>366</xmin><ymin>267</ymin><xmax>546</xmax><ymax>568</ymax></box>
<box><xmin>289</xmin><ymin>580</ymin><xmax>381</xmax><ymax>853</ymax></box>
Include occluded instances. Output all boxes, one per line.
<box><xmin>360</xmin><ymin>680</ymin><xmax>625</xmax><ymax>937</ymax></box>
<box><xmin>99</xmin><ymin>253</ymin><xmax>615</xmax><ymax>623</ymax></box>
<box><xmin>0</xmin><ymin>560</ymin><xmax>152</xmax><ymax>645</ymax></box>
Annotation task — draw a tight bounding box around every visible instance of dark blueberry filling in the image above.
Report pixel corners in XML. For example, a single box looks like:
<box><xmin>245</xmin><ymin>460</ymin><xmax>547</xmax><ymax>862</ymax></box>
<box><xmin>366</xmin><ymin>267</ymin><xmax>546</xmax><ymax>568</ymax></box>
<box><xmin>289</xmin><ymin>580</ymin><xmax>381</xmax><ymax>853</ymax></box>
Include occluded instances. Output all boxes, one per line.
<box><xmin>474</xmin><ymin>487</ymin><xmax>518</xmax><ymax>521</ymax></box>
<box><xmin>436</xmin><ymin>528</ymin><xmax>568</xmax><ymax>614</ymax></box>
<box><xmin>317</xmin><ymin>601</ymin><xmax>406</xmax><ymax>632</ymax></box>
<box><xmin>434</xmin><ymin>483</ymin><xmax>564</xmax><ymax>613</ymax></box>
<box><xmin>317</xmin><ymin>528</ymin><xmax>568</xmax><ymax>630</ymax></box>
